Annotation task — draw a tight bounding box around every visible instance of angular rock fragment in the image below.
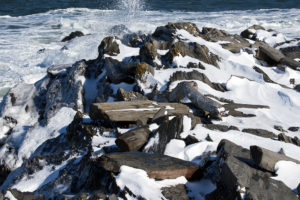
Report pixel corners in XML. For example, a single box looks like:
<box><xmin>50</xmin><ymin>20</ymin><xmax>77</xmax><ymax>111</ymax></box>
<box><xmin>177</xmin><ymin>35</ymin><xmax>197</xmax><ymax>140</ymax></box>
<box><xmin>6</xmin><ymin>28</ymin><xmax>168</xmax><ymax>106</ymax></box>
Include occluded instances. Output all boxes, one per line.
<box><xmin>295</xmin><ymin>84</ymin><xmax>300</xmax><ymax>92</ymax></box>
<box><xmin>200</xmin><ymin>27</ymin><xmax>251</xmax><ymax>53</ymax></box>
<box><xmin>97</xmin><ymin>152</ymin><xmax>199</xmax><ymax>179</ymax></box>
<box><xmin>169</xmin><ymin>81</ymin><xmax>222</xmax><ymax>118</ymax></box>
<box><xmin>98</xmin><ymin>36</ymin><xmax>120</xmax><ymax>58</ymax></box>
<box><xmin>240</xmin><ymin>25</ymin><xmax>265</xmax><ymax>40</ymax></box>
<box><xmin>145</xmin><ymin>115</ymin><xmax>192</xmax><ymax>154</ymax></box>
<box><xmin>278</xmin><ymin>133</ymin><xmax>300</xmax><ymax>146</ymax></box>
<box><xmin>61</xmin><ymin>31</ymin><xmax>84</xmax><ymax>42</ymax></box>
<box><xmin>168</xmin><ymin>70</ymin><xmax>226</xmax><ymax>92</ymax></box>
<box><xmin>153</xmin><ymin>22</ymin><xmax>201</xmax><ymax>41</ymax></box>
<box><xmin>89</xmin><ymin>100</ymin><xmax>190</xmax><ymax>125</ymax></box>
<box><xmin>139</xmin><ymin>42</ymin><xmax>158</xmax><ymax>65</ymax></box>
<box><xmin>250</xmin><ymin>145</ymin><xmax>300</xmax><ymax>172</ymax></box>
<box><xmin>116</xmin><ymin>126</ymin><xmax>151</xmax><ymax>151</ymax></box>
<box><xmin>165</xmin><ymin>41</ymin><xmax>220</xmax><ymax>68</ymax></box>
<box><xmin>288</xmin><ymin>126</ymin><xmax>300</xmax><ymax>132</ymax></box>
<box><xmin>162</xmin><ymin>184</ymin><xmax>189</xmax><ymax>200</ymax></box>
<box><xmin>256</xmin><ymin>44</ymin><xmax>285</xmax><ymax>65</ymax></box>
<box><xmin>280</xmin><ymin>46</ymin><xmax>300</xmax><ymax>60</ymax></box>
<box><xmin>242</xmin><ymin>128</ymin><xmax>276</xmax><ymax>138</ymax></box>
<box><xmin>116</xmin><ymin>88</ymin><xmax>147</xmax><ymax>101</ymax></box>
<box><xmin>206</xmin><ymin>140</ymin><xmax>298</xmax><ymax>200</ymax></box>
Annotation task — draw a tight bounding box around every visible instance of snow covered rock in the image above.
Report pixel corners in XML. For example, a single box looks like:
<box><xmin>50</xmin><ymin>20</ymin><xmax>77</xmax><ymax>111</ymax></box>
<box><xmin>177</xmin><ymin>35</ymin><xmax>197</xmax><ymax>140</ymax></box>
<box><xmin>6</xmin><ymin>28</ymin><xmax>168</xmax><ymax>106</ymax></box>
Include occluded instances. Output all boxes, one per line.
<box><xmin>97</xmin><ymin>152</ymin><xmax>199</xmax><ymax>179</ymax></box>
<box><xmin>207</xmin><ymin>139</ymin><xmax>298</xmax><ymax>200</ymax></box>
<box><xmin>250</xmin><ymin>145</ymin><xmax>300</xmax><ymax>172</ymax></box>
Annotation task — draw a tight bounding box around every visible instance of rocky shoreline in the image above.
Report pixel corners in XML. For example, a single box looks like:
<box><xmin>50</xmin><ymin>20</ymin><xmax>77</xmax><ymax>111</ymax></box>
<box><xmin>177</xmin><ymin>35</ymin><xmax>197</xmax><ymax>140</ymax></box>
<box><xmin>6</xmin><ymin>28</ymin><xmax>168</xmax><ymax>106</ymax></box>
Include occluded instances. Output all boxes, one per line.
<box><xmin>0</xmin><ymin>22</ymin><xmax>300</xmax><ymax>199</ymax></box>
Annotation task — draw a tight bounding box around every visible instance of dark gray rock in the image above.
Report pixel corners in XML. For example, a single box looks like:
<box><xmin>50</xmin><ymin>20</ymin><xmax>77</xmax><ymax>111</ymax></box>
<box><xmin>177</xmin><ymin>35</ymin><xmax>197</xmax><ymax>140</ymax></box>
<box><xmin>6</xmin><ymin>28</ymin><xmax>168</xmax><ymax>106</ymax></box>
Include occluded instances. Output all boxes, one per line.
<box><xmin>98</xmin><ymin>36</ymin><xmax>120</xmax><ymax>58</ymax></box>
<box><xmin>206</xmin><ymin>140</ymin><xmax>298</xmax><ymax>200</ymax></box>
<box><xmin>240</xmin><ymin>25</ymin><xmax>265</xmax><ymax>40</ymax></box>
<box><xmin>165</xmin><ymin>41</ymin><xmax>220</xmax><ymax>68</ymax></box>
<box><xmin>169</xmin><ymin>81</ymin><xmax>222</xmax><ymax>118</ymax></box>
<box><xmin>104</xmin><ymin>57</ymin><xmax>136</xmax><ymax>84</ymax></box>
<box><xmin>242</xmin><ymin>128</ymin><xmax>276</xmax><ymax>138</ymax></box>
<box><xmin>184</xmin><ymin>135</ymin><xmax>199</xmax><ymax>146</ymax></box>
<box><xmin>153</xmin><ymin>22</ymin><xmax>201</xmax><ymax>41</ymax></box>
<box><xmin>253</xmin><ymin>66</ymin><xmax>276</xmax><ymax>83</ymax></box>
<box><xmin>89</xmin><ymin>101</ymin><xmax>190</xmax><ymax>125</ymax></box>
<box><xmin>201</xmin><ymin>27</ymin><xmax>251</xmax><ymax>53</ymax></box>
<box><xmin>116</xmin><ymin>88</ymin><xmax>147</xmax><ymax>101</ymax></box>
<box><xmin>278</xmin><ymin>133</ymin><xmax>300</xmax><ymax>147</ymax></box>
<box><xmin>97</xmin><ymin>152</ymin><xmax>199</xmax><ymax>179</ymax></box>
<box><xmin>128</xmin><ymin>33</ymin><xmax>147</xmax><ymax>47</ymax></box>
<box><xmin>7</xmin><ymin>189</ymin><xmax>43</xmax><ymax>200</ymax></box>
<box><xmin>280</xmin><ymin>57</ymin><xmax>300</xmax><ymax>71</ymax></box>
<box><xmin>168</xmin><ymin>70</ymin><xmax>226</xmax><ymax>92</ymax></box>
<box><xmin>273</xmin><ymin>125</ymin><xmax>285</xmax><ymax>132</ymax></box>
<box><xmin>61</xmin><ymin>31</ymin><xmax>84</xmax><ymax>42</ymax></box>
<box><xmin>256</xmin><ymin>44</ymin><xmax>285</xmax><ymax>65</ymax></box>
<box><xmin>280</xmin><ymin>46</ymin><xmax>300</xmax><ymax>60</ymax></box>
<box><xmin>139</xmin><ymin>42</ymin><xmax>158</xmax><ymax>66</ymax></box>
<box><xmin>116</xmin><ymin>126</ymin><xmax>150</xmax><ymax>151</ymax></box>
<box><xmin>297</xmin><ymin>183</ymin><xmax>300</xmax><ymax>195</ymax></box>
<box><xmin>295</xmin><ymin>84</ymin><xmax>300</xmax><ymax>92</ymax></box>
<box><xmin>145</xmin><ymin>115</ymin><xmax>185</xmax><ymax>154</ymax></box>
<box><xmin>47</xmin><ymin>63</ymin><xmax>72</xmax><ymax>77</ymax></box>
<box><xmin>250</xmin><ymin>145</ymin><xmax>300</xmax><ymax>172</ymax></box>
<box><xmin>288</xmin><ymin>126</ymin><xmax>300</xmax><ymax>132</ymax></box>
<box><xmin>204</xmin><ymin>124</ymin><xmax>239</xmax><ymax>132</ymax></box>
<box><xmin>161</xmin><ymin>184</ymin><xmax>189</xmax><ymax>200</ymax></box>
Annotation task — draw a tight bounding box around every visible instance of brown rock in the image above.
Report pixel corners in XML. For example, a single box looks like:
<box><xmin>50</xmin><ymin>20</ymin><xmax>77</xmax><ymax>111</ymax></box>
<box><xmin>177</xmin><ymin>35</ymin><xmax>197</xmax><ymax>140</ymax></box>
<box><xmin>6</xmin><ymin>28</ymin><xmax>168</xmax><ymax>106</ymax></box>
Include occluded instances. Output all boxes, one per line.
<box><xmin>116</xmin><ymin>127</ymin><xmax>151</xmax><ymax>151</ymax></box>
<box><xmin>89</xmin><ymin>100</ymin><xmax>190</xmax><ymax>125</ymax></box>
<box><xmin>97</xmin><ymin>152</ymin><xmax>199</xmax><ymax>179</ymax></box>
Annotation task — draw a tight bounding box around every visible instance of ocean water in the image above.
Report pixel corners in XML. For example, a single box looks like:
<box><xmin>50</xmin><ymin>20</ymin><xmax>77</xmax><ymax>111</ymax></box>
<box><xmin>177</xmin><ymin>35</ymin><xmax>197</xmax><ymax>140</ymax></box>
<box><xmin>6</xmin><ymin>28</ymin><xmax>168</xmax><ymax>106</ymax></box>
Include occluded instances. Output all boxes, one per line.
<box><xmin>0</xmin><ymin>0</ymin><xmax>300</xmax><ymax>97</ymax></box>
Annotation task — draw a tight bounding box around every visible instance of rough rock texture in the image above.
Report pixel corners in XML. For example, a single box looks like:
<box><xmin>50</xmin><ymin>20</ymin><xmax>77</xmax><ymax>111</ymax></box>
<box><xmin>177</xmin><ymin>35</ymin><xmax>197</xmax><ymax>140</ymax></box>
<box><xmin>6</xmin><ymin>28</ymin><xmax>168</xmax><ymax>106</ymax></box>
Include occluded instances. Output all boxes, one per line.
<box><xmin>161</xmin><ymin>184</ymin><xmax>189</xmax><ymax>200</ymax></box>
<box><xmin>61</xmin><ymin>31</ymin><xmax>84</xmax><ymax>42</ymax></box>
<box><xmin>153</xmin><ymin>22</ymin><xmax>201</xmax><ymax>41</ymax></box>
<box><xmin>97</xmin><ymin>152</ymin><xmax>199</xmax><ymax>179</ymax></box>
<box><xmin>89</xmin><ymin>100</ymin><xmax>190</xmax><ymax>125</ymax></box>
<box><xmin>240</xmin><ymin>25</ymin><xmax>265</xmax><ymax>40</ymax></box>
<box><xmin>201</xmin><ymin>27</ymin><xmax>251</xmax><ymax>53</ymax></box>
<box><xmin>116</xmin><ymin>88</ymin><xmax>147</xmax><ymax>101</ymax></box>
<box><xmin>116</xmin><ymin>126</ymin><xmax>150</xmax><ymax>151</ymax></box>
<box><xmin>250</xmin><ymin>145</ymin><xmax>300</xmax><ymax>172</ymax></box>
<box><xmin>206</xmin><ymin>140</ymin><xmax>298</xmax><ymax>200</ymax></box>
<box><xmin>165</xmin><ymin>41</ymin><xmax>220</xmax><ymax>67</ymax></box>
<box><xmin>280</xmin><ymin>46</ymin><xmax>300</xmax><ymax>60</ymax></box>
<box><xmin>98</xmin><ymin>36</ymin><xmax>120</xmax><ymax>58</ymax></box>
<box><xmin>241</xmin><ymin>128</ymin><xmax>276</xmax><ymax>138</ymax></box>
<box><xmin>169</xmin><ymin>81</ymin><xmax>222</xmax><ymax>118</ymax></box>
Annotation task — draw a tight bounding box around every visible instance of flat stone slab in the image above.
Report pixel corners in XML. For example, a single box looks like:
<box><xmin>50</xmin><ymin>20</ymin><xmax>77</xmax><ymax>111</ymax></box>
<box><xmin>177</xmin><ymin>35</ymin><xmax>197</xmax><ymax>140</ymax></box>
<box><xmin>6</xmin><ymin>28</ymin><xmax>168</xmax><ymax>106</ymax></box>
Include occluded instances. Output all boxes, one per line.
<box><xmin>89</xmin><ymin>100</ymin><xmax>190</xmax><ymax>124</ymax></box>
<box><xmin>97</xmin><ymin>152</ymin><xmax>199</xmax><ymax>179</ymax></box>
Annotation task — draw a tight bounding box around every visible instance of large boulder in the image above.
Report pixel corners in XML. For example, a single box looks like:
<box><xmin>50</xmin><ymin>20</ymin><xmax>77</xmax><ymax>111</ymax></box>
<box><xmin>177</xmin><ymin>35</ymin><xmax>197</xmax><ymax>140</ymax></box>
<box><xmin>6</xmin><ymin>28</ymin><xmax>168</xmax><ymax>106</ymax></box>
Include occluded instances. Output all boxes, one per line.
<box><xmin>89</xmin><ymin>100</ymin><xmax>190</xmax><ymax>125</ymax></box>
<box><xmin>97</xmin><ymin>152</ymin><xmax>199</xmax><ymax>179</ymax></box>
<box><xmin>206</xmin><ymin>140</ymin><xmax>298</xmax><ymax>200</ymax></box>
<box><xmin>98</xmin><ymin>36</ymin><xmax>120</xmax><ymax>58</ymax></box>
<box><xmin>250</xmin><ymin>145</ymin><xmax>300</xmax><ymax>172</ymax></box>
<box><xmin>240</xmin><ymin>25</ymin><xmax>265</xmax><ymax>40</ymax></box>
<box><xmin>201</xmin><ymin>27</ymin><xmax>251</xmax><ymax>53</ymax></box>
<box><xmin>169</xmin><ymin>81</ymin><xmax>222</xmax><ymax>118</ymax></box>
<box><xmin>153</xmin><ymin>22</ymin><xmax>201</xmax><ymax>41</ymax></box>
<box><xmin>165</xmin><ymin>41</ymin><xmax>220</xmax><ymax>68</ymax></box>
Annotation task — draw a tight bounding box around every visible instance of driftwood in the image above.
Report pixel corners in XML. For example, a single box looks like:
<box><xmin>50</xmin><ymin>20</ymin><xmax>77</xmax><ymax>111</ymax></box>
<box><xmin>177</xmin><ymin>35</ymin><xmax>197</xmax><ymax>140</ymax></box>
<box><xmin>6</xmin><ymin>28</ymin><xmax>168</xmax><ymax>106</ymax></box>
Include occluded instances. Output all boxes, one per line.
<box><xmin>169</xmin><ymin>81</ymin><xmax>222</xmax><ymax>117</ymax></box>
<box><xmin>89</xmin><ymin>100</ymin><xmax>190</xmax><ymax>124</ymax></box>
<box><xmin>116</xmin><ymin>127</ymin><xmax>150</xmax><ymax>151</ymax></box>
<box><xmin>250</xmin><ymin>145</ymin><xmax>300</xmax><ymax>172</ymax></box>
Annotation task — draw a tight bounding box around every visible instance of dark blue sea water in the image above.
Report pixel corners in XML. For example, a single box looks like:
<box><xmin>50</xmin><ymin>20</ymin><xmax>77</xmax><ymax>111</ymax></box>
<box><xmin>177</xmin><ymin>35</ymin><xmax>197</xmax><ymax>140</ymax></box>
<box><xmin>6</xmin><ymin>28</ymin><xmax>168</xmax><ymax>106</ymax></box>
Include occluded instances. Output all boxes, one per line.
<box><xmin>0</xmin><ymin>0</ymin><xmax>299</xmax><ymax>16</ymax></box>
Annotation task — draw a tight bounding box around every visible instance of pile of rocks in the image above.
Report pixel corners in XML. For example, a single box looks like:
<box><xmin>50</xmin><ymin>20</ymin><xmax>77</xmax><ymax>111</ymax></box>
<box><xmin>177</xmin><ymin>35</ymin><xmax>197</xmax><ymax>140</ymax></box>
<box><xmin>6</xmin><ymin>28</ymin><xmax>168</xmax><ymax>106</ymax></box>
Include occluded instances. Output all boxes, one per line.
<box><xmin>0</xmin><ymin>22</ymin><xmax>299</xmax><ymax>199</ymax></box>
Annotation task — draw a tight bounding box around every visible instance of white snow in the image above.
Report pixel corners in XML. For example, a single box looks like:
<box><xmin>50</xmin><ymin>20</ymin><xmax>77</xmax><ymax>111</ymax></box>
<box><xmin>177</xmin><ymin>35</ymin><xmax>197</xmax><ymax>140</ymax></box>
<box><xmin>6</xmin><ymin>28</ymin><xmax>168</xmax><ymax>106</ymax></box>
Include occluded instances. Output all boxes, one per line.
<box><xmin>115</xmin><ymin>166</ymin><xmax>187</xmax><ymax>200</ymax></box>
<box><xmin>272</xmin><ymin>161</ymin><xmax>300</xmax><ymax>190</ymax></box>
